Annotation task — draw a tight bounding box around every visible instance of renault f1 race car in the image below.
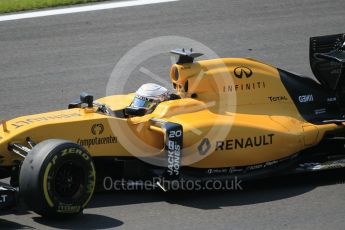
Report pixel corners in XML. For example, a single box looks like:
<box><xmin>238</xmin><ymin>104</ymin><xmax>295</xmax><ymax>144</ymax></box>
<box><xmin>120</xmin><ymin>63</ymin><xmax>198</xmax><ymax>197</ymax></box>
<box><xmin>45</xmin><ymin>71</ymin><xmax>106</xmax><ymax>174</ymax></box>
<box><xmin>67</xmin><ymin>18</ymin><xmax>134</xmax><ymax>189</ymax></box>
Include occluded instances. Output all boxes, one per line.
<box><xmin>0</xmin><ymin>33</ymin><xmax>345</xmax><ymax>218</ymax></box>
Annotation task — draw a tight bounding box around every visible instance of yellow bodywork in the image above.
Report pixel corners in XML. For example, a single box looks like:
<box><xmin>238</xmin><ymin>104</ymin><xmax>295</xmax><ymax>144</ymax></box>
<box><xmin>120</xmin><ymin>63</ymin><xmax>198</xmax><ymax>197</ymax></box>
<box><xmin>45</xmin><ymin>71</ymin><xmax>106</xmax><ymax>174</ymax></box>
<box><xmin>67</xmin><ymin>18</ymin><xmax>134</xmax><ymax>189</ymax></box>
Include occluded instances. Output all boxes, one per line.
<box><xmin>0</xmin><ymin>58</ymin><xmax>343</xmax><ymax>168</ymax></box>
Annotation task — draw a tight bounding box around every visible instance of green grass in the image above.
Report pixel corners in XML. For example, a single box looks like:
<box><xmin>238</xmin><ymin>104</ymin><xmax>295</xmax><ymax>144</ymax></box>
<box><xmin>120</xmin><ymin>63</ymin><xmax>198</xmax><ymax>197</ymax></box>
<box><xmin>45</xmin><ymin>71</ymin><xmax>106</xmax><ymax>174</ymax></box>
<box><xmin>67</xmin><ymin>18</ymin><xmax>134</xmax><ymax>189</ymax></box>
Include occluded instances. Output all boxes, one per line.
<box><xmin>0</xmin><ymin>0</ymin><xmax>103</xmax><ymax>14</ymax></box>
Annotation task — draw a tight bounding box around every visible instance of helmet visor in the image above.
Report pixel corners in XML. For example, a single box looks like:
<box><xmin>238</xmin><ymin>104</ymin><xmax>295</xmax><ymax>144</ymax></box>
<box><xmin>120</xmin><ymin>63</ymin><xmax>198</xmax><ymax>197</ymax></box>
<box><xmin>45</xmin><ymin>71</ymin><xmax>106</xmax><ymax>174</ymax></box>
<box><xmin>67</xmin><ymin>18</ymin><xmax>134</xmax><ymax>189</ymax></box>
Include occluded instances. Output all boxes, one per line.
<box><xmin>131</xmin><ymin>96</ymin><xmax>155</xmax><ymax>109</ymax></box>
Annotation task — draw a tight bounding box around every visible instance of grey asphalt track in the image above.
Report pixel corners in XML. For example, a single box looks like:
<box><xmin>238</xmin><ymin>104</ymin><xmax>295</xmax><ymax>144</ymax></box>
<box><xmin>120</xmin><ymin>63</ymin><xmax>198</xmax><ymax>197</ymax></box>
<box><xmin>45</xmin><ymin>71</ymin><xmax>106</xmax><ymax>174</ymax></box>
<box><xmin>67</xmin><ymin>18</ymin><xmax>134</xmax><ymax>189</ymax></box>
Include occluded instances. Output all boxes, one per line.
<box><xmin>1</xmin><ymin>0</ymin><xmax>345</xmax><ymax>229</ymax></box>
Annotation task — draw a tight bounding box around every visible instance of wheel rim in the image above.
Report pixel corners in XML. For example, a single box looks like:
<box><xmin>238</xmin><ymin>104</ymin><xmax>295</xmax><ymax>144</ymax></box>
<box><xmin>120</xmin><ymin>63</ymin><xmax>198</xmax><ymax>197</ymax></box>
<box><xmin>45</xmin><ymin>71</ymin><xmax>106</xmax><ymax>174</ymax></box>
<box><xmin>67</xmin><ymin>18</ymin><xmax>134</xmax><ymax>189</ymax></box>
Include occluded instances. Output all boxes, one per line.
<box><xmin>54</xmin><ymin>161</ymin><xmax>85</xmax><ymax>200</ymax></box>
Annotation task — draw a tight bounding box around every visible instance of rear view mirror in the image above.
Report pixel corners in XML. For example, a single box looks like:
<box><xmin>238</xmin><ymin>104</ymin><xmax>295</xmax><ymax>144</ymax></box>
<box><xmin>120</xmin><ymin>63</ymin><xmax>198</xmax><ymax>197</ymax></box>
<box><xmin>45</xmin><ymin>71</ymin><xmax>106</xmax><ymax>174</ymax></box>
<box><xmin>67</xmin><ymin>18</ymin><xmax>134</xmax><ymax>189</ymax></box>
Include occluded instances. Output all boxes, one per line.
<box><xmin>80</xmin><ymin>92</ymin><xmax>94</xmax><ymax>108</ymax></box>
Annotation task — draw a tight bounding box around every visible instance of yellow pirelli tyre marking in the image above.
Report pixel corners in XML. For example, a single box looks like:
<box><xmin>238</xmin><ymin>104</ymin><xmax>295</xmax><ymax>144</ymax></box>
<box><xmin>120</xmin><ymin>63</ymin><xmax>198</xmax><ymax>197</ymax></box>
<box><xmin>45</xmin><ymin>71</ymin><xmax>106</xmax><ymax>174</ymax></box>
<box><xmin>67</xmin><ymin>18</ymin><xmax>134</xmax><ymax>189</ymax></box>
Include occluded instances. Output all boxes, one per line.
<box><xmin>43</xmin><ymin>162</ymin><xmax>54</xmax><ymax>207</ymax></box>
<box><xmin>82</xmin><ymin>161</ymin><xmax>96</xmax><ymax>208</ymax></box>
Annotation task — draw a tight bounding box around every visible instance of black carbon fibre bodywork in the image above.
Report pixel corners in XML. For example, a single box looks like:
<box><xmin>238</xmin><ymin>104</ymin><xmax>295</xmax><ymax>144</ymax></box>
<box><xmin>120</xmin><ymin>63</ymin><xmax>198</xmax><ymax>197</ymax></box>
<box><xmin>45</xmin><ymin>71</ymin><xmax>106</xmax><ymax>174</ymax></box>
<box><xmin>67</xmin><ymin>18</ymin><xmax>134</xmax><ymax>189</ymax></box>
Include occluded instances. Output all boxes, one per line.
<box><xmin>278</xmin><ymin>69</ymin><xmax>343</xmax><ymax>124</ymax></box>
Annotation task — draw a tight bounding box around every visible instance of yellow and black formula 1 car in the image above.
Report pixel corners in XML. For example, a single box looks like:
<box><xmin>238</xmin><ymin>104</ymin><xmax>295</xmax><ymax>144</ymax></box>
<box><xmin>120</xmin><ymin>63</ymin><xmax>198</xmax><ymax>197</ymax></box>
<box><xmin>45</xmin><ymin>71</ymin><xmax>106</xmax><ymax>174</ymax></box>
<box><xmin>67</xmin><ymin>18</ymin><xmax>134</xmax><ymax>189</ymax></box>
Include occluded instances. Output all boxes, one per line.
<box><xmin>1</xmin><ymin>33</ymin><xmax>345</xmax><ymax>217</ymax></box>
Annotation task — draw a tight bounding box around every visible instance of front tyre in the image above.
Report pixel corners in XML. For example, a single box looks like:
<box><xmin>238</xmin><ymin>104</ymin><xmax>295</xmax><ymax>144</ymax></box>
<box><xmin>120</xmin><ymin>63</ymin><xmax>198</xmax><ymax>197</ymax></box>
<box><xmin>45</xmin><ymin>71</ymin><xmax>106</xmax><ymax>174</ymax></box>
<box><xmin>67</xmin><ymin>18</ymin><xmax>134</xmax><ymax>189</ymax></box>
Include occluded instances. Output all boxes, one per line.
<box><xmin>19</xmin><ymin>139</ymin><xmax>96</xmax><ymax>218</ymax></box>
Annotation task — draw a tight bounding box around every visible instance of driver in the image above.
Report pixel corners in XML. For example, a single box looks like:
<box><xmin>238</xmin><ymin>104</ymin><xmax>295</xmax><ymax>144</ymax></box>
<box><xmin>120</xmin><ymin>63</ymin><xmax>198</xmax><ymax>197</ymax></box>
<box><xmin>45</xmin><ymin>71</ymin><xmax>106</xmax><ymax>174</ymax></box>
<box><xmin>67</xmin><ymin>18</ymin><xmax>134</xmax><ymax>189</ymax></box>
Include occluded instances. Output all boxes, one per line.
<box><xmin>129</xmin><ymin>83</ymin><xmax>169</xmax><ymax>114</ymax></box>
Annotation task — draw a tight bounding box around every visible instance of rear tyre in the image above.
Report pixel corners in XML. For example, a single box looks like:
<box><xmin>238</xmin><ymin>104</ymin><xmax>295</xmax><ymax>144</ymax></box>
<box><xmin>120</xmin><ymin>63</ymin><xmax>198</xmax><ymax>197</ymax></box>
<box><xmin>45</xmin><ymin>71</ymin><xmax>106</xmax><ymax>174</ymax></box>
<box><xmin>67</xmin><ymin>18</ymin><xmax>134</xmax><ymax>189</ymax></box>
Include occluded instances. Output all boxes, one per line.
<box><xmin>19</xmin><ymin>139</ymin><xmax>96</xmax><ymax>218</ymax></box>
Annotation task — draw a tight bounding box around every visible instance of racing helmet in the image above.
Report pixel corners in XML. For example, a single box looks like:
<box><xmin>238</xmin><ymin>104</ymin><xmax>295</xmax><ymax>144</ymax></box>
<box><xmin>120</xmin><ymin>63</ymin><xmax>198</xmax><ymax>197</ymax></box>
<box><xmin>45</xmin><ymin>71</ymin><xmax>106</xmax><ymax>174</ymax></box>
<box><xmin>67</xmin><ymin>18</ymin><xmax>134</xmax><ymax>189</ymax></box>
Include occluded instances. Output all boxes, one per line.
<box><xmin>130</xmin><ymin>83</ymin><xmax>169</xmax><ymax>113</ymax></box>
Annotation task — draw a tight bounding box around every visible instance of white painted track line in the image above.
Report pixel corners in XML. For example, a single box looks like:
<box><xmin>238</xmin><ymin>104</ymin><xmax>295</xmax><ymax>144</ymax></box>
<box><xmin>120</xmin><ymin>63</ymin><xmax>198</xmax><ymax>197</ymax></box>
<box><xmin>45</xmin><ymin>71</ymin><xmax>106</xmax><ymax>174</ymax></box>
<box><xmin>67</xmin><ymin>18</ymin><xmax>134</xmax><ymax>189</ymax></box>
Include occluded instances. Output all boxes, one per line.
<box><xmin>0</xmin><ymin>0</ymin><xmax>179</xmax><ymax>22</ymax></box>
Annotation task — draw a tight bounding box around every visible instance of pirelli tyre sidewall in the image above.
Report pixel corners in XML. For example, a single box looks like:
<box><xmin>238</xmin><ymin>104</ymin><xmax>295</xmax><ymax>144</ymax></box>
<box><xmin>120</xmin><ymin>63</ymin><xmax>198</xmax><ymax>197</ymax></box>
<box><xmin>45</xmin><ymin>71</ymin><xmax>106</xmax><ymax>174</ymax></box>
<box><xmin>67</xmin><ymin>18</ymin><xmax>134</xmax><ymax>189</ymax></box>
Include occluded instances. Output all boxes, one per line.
<box><xmin>19</xmin><ymin>139</ymin><xmax>96</xmax><ymax>218</ymax></box>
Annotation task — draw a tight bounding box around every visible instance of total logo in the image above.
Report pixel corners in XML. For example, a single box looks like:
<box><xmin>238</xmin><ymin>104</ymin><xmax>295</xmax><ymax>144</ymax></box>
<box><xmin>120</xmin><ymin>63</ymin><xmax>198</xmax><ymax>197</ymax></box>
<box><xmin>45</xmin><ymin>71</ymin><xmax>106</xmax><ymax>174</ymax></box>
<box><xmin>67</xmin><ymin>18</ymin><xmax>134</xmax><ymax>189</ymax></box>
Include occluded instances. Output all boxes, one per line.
<box><xmin>298</xmin><ymin>94</ymin><xmax>314</xmax><ymax>103</ymax></box>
